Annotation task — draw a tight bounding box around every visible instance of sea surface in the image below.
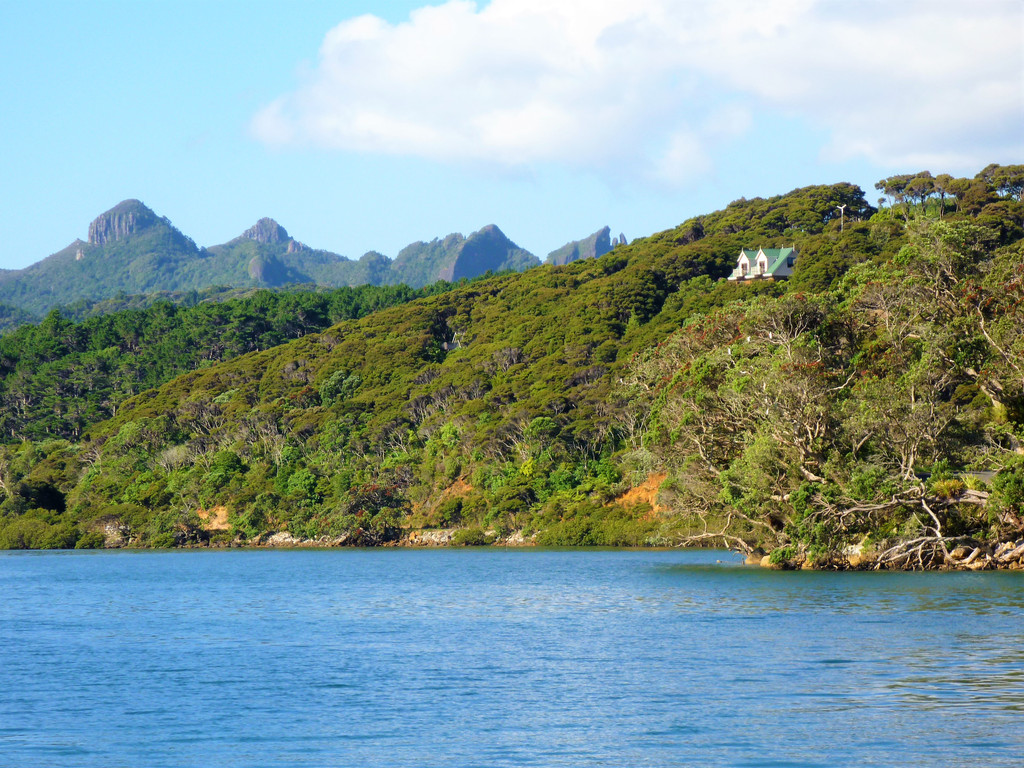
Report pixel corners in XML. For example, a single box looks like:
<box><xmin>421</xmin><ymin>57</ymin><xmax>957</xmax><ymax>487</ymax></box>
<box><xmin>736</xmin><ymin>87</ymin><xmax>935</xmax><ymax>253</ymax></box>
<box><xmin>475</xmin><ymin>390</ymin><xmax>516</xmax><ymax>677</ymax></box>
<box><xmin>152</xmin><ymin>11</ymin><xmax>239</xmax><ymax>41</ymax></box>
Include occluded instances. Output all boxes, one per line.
<box><xmin>1</xmin><ymin>548</ymin><xmax>1022</xmax><ymax>767</ymax></box>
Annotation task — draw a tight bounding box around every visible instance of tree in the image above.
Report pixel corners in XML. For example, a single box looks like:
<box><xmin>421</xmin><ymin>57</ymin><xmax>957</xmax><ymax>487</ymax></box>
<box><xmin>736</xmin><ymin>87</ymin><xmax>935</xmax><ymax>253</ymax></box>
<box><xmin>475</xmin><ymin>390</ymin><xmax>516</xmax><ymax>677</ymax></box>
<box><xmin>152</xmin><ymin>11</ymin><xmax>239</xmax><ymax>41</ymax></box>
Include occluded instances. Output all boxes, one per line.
<box><xmin>977</xmin><ymin>163</ymin><xmax>1024</xmax><ymax>201</ymax></box>
<box><xmin>933</xmin><ymin>174</ymin><xmax>953</xmax><ymax>218</ymax></box>
<box><xmin>875</xmin><ymin>174</ymin><xmax>914</xmax><ymax>219</ymax></box>
<box><xmin>904</xmin><ymin>172</ymin><xmax>935</xmax><ymax>215</ymax></box>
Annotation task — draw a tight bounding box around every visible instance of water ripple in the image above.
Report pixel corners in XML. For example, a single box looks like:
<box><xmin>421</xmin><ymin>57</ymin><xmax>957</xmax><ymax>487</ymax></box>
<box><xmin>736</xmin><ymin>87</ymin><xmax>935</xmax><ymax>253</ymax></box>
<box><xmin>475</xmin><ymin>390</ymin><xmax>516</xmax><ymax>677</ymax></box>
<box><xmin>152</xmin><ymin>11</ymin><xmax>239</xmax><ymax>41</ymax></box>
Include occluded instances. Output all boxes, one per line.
<box><xmin>1</xmin><ymin>549</ymin><xmax>1022</xmax><ymax>767</ymax></box>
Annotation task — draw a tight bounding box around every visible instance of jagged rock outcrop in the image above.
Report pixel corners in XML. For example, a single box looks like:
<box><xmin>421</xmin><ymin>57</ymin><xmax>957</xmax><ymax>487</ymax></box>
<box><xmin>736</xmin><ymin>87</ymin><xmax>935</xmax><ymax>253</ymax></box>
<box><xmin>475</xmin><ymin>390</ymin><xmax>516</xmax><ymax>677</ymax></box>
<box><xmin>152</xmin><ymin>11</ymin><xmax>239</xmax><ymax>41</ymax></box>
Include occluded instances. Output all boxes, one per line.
<box><xmin>449</xmin><ymin>224</ymin><xmax>535</xmax><ymax>281</ymax></box>
<box><xmin>546</xmin><ymin>226</ymin><xmax>614</xmax><ymax>266</ymax></box>
<box><xmin>389</xmin><ymin>226</ymin><xmax>538</xmax><ymax>285</ymax></box>
<box><xmin>88</xmin><ymin>200</ymin><xmax>159</xmax><ymax>245</ymax></box>
<box><xmin>241</xmin><ymin>217</ymin><xmax>289</xmax><ymax>245</ymax></box>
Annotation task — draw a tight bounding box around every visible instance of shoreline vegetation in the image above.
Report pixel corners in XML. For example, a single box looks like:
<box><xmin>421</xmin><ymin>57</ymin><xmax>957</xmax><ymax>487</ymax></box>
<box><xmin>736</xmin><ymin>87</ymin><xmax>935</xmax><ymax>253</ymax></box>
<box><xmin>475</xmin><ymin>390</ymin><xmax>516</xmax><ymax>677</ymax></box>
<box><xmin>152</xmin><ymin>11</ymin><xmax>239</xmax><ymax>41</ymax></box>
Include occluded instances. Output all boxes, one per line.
<box><xmin>64</xmin><ymin>524</ymin><xmax>1024</xmax><ymax>573</ymax></box>
<box><xmin>1</xmin><ymin>166</ymin><xmax>1022</xmax><ymax>570</ymax></box>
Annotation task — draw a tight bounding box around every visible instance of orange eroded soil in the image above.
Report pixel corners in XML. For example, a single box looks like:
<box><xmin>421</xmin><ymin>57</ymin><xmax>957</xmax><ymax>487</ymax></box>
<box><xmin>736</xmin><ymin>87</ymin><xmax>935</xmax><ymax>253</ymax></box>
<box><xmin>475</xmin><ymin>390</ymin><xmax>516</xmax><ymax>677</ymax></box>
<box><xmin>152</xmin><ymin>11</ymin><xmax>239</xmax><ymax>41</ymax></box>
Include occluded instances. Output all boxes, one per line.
<box><xmin>613</xmin><ymin>473</ymin><xmax>668</xmax><ymax>517</ymax></box>
<box><xmin>197</xmin><ymin>506</ymin><xmax>231</xmax><ymax>531</ymax></box>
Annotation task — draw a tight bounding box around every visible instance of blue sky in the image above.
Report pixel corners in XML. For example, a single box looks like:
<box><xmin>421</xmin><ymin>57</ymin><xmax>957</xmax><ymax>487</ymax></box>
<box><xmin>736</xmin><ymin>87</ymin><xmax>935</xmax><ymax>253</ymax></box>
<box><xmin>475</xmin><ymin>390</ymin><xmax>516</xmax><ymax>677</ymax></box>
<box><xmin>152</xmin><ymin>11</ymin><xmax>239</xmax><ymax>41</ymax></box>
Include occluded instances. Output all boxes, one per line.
<box><xmin>1</xmin><ymin>0</ymin><xmax>1021</xmax><ymax>271</ymax></box>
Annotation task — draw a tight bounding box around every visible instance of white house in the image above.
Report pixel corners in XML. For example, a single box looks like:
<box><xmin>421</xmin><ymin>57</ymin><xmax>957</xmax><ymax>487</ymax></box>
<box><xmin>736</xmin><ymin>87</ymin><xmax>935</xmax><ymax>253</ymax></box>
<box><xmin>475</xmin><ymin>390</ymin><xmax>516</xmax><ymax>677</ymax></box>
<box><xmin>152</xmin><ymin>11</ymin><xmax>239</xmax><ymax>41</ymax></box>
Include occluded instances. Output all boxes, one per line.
<box><xmin>727</xmin><ymin>247</ymin><xmax>797</xmax><ymax>281</ymax></box>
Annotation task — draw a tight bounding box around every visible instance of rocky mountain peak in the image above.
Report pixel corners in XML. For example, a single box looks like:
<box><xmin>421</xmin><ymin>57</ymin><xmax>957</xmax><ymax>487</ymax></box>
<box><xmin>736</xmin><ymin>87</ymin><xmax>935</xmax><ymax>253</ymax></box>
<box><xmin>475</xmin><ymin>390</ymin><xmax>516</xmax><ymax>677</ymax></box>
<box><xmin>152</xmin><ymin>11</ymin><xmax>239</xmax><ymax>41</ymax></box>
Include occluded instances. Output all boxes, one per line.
<box><xmin>464</xmin><ymin>224</ymin><xmax>511</xmax><ymax>249</ymax></box>
<box><xmin>545</xmin><ymin>226</ymin><xmax>613</xmax><ymax>266</ymax></box>
<box><xmin>241</xmin><ymin>218</ymin><xmax>289</xmax><ymax>245</ymax></box>
<box><xmin>87</xmin><ymin>199</ymin><xmax>159</xmax><ymax>246</ymax></box>
<box><xmin>449</xmin><ymin>224</ymin><xmax>537</xmax><ymax>281</ymax></box>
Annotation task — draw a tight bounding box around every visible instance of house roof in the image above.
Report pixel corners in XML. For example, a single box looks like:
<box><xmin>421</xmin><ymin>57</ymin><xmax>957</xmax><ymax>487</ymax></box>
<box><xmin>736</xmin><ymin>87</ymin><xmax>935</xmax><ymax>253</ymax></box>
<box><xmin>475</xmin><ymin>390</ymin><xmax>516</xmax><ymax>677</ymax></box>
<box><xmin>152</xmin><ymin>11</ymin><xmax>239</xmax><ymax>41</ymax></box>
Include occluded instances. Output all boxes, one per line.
<box><xmin>739</xmin><ymin>247</ymin><xmax>795</xmax><ymax>273</ymax></box>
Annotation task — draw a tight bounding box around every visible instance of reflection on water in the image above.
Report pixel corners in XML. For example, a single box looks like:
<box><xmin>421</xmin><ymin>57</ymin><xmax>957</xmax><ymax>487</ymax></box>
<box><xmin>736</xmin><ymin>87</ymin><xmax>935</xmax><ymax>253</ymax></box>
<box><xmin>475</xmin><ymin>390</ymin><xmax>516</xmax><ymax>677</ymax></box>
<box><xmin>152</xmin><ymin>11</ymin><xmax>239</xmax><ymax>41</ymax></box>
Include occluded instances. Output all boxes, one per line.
<box><xmin>1</xmin><ymin>548</ymin><xmax>1022</xmax><ymax>767</ymax></box>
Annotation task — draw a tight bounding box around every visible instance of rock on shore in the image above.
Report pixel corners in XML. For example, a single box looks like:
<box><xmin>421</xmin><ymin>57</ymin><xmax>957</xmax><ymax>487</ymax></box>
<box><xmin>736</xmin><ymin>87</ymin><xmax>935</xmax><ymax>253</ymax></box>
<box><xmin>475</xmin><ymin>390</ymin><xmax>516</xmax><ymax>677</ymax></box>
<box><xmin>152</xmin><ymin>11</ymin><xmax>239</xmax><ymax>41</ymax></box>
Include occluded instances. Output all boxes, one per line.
<box><xmin>748</xmin><ymin>538</ymin><xmax>1024</xmax><ymax>571</ymax></box>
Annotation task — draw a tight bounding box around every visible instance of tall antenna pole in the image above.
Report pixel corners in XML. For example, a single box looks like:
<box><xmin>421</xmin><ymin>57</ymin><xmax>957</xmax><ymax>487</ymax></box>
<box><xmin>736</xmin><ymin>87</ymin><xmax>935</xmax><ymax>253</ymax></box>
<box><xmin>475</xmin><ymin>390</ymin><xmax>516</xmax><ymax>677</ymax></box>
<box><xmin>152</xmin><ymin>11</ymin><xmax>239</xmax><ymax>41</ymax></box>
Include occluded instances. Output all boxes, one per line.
<box><xmin>837</xmin><ymin>204</ymin><xmax>847</xmax><ymax>233</ymax></box>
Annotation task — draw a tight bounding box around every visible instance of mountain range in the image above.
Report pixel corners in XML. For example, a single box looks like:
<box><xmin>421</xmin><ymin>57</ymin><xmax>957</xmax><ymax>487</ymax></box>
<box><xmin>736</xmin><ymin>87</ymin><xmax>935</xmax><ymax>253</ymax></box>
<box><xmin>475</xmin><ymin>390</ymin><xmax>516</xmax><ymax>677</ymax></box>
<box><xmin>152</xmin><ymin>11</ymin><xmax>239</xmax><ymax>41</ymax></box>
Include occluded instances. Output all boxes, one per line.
<box><xmin>0</xmin><ymin>200</ymin><xmax>619</xmax><ymax>321</ymax></box>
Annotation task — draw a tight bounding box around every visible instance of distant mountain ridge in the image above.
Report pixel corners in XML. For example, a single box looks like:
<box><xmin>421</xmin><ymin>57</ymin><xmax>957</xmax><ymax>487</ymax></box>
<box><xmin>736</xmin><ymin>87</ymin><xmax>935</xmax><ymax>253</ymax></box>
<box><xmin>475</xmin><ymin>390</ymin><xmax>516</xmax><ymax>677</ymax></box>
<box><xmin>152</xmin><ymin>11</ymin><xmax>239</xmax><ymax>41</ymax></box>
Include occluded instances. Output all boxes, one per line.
<box><xmin>0</xmin><ymin>200</ymin><xmax>551</xmax><ymax>317</ymax></box>
<box><xmin>546</xmin><ymin>226</ymin><xmax>627</xmax><ymax>265</ymax></box>
<box><xmin>392</xmin><ymin>225</ymin><xmax>538</xmax><ymax>285</ymax></box>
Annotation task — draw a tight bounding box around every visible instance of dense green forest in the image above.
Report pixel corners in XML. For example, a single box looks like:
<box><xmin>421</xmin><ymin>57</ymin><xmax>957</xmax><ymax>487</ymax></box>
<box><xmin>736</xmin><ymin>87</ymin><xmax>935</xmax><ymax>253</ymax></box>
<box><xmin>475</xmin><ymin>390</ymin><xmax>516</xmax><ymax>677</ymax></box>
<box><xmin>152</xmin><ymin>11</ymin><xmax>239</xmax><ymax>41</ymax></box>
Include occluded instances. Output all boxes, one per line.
<box><xmin>0</xmin><ymin>301</ymin><xmax>36</xmax><ymax>334</ymax></box>
<box><xmin>1</xmin><ymin>165</ymin><xmax>1022</xmax><ymax>568</ymax></box>
<box><xmin>0</xmin><ymin>281</ymin><xmax>465</xmax><ymax>441</ymax></box>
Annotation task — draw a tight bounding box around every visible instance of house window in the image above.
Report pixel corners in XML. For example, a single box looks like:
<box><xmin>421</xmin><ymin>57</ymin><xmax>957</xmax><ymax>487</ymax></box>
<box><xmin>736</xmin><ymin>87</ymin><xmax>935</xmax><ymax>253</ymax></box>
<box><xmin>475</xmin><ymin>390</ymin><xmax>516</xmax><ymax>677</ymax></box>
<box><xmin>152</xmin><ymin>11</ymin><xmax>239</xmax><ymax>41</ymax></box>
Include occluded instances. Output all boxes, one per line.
<box><xmin>758</xmin><ymin>259</ymin><xmax>767</xmax><ymax>274</ymax></box>
<box><xmin>787</xmin><ymin>256</ymin><xmax>794</xmax><ymax>267</ymax></box>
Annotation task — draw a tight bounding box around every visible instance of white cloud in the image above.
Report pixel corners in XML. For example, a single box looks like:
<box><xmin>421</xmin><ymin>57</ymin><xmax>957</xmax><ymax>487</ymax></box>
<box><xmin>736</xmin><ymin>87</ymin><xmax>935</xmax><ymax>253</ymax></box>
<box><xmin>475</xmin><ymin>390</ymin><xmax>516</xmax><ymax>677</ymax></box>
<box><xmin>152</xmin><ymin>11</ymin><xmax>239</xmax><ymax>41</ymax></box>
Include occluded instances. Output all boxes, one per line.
<box><xmin>252</xmin><ymin>0</ymin><xmax>1024</xmax><ymax>179</ymax></box>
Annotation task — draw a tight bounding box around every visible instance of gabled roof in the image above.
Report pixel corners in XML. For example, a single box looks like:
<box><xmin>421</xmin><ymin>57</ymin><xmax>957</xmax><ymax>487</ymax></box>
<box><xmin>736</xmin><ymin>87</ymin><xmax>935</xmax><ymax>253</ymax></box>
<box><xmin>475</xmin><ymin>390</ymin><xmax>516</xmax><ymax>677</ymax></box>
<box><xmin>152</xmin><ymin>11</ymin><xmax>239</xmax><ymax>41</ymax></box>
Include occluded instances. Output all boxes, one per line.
<box><xmin>739</xmin><ymin>247</ymin><xmax>795</xmax><ymax>273</ymax></box>
<box><xmin>730</xmin><ymin>246</ymin><xmax>797</xmax><ymax>281</ymax></box>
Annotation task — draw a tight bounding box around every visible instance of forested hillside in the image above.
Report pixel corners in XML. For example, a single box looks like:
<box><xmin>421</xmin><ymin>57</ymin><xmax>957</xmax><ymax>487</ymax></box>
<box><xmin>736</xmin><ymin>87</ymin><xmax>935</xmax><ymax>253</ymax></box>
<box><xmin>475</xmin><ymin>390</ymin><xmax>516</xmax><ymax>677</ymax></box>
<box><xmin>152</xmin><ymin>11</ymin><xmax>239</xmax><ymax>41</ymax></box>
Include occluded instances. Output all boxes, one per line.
<box><xmin>1</xmin><ymin>166</ymin><xmax>1022</xmax><ymax>568</ymax></box>
<box><xmin>0</xmin><ymin>281</ymin><xmax>462</xmax><ymax>441</ymax></box>
<box><xmin>0</xmin><ymin>302</ymin><xmax>36</xmax><ymax>334</ymax></box>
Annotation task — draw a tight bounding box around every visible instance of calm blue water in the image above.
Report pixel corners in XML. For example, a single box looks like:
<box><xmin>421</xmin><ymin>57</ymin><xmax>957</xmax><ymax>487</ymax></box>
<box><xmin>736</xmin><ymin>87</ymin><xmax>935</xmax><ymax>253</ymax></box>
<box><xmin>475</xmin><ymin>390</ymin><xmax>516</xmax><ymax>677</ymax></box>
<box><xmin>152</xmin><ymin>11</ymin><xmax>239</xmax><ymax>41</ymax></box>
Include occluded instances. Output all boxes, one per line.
<box><xmin>1</xmin><ymin>549</ymin><xmax>1022</xmax><ymax>767</ymax></box>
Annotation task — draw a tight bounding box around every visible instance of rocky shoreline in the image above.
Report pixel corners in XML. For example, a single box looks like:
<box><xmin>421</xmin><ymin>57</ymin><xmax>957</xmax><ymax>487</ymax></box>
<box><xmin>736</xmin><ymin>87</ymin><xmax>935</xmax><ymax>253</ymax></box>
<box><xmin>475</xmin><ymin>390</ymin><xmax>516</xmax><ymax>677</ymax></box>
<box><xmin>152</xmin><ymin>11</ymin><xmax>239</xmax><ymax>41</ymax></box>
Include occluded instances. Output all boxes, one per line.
<box><xmin>98</xmin><ymin>517</ymin><xmax>1024</xmax><ymax>569</ymax></box>
<box><xmin>747</xmin><ymin>539</ymin><xmax>1024</xmax><ymax>571</ymax></box>
<box><xmin>210</xmin><ymin>527</ymin><xmax>539</xmax><ymax>549</ymax></box>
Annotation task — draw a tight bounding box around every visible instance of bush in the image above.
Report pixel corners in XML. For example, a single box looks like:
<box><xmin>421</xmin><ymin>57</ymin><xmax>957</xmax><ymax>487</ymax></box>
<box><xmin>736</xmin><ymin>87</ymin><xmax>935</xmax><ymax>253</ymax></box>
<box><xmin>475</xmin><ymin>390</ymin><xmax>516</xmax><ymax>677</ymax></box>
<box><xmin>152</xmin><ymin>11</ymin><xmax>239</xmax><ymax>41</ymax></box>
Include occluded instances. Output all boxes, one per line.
<box><xmin>75</xmin><ymin>531</ymin><xmax>106</xmax><ymax>549</ymax></box>
<box><xmin>149</xmin><ymin>531</ymin><xmax>177</xmax><ymax>549</ymax></box>
<box><xmin>537</xmin><ymin>518</ymin><xmax>599</xmax><ymax>547</ymax></box>
<box><xmin>436</xmin><ymin>497</ymin><xmax>464</xmax><ymax>527</ymax></box>
<box><xmin>992</xmin><ymin>460</ymin><xmax>1024</xmax><ymax>512</ymax></box>
<box><xmin>963</xmin><ymin>474</ymin><xmax>988</xmax><ymax>492</ymax></box>
<box><xmin>451</xmin><ymin>527</ymin><xmax>492</xmax><ymax>546</ymax></box>
<box><xmin>38</xmin><ymin>523</ymin><xmax>80</xmax><ymax>549</ymax></box>
<box><xmin>769</xmin><ymin>545</ymin><xmax>796</xmax><ymax>565</ymax></box>
<box><xmin>0</xmin><ymin>518</ymin><xmax>49</xmax><ymax>549</ymax></box>
<box><xmin>319</xmin><ymin>370</ymin><xmax>361</xmax><ymax>405</ymax></box>
<box><xmin>931</xmin><ymin>479</ymin><xmax>965</xmax><ymax>499</ymax></box>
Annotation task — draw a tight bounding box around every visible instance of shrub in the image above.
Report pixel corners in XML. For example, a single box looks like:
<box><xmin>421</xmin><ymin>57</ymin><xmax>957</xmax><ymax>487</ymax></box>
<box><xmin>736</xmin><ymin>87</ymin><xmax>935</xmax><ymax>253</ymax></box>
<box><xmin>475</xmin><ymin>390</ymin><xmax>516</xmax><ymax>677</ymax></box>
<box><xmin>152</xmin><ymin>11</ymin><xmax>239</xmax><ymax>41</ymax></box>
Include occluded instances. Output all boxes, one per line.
<box><xmin>436</xmin><ymin>497</ymin><xmax>464</xmax><ymax>527</ymax></box>
<box><xmin>769</xmin><ymin>545</ymin><xmax>796</xmax><ymax>565</ymax></box>
<box><xmin>75</xmin><ymin>531</ymin><xmax>107</xmax><ymax>549</ymax></box>
<box><xmin>0</xmin><ymin>517</ymin><xmax>49</xmax><ymax>549</ymax></box>
<box><xmin>931</xmin><ymin>479</ymin><xmax>965</xmax><ymax>499</ymax></box>
<box><xmin>149</xmin><ymin>531</ymin><xmax>177</xmax><ymax>549</ymax></box>
<box><xmin>451</xmin><ymin>527</ymin><xmax>492</xmax><ymax>546</ymax></box>
<box><xmin>992</xmin><ymin>459</ymin><xmax>1024</xmax><ymax>513</ymax></box>
<box><xmin>537</xmin><ymin>518</ymin><xmax>598</xmax><ymax>547</ymax></box>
